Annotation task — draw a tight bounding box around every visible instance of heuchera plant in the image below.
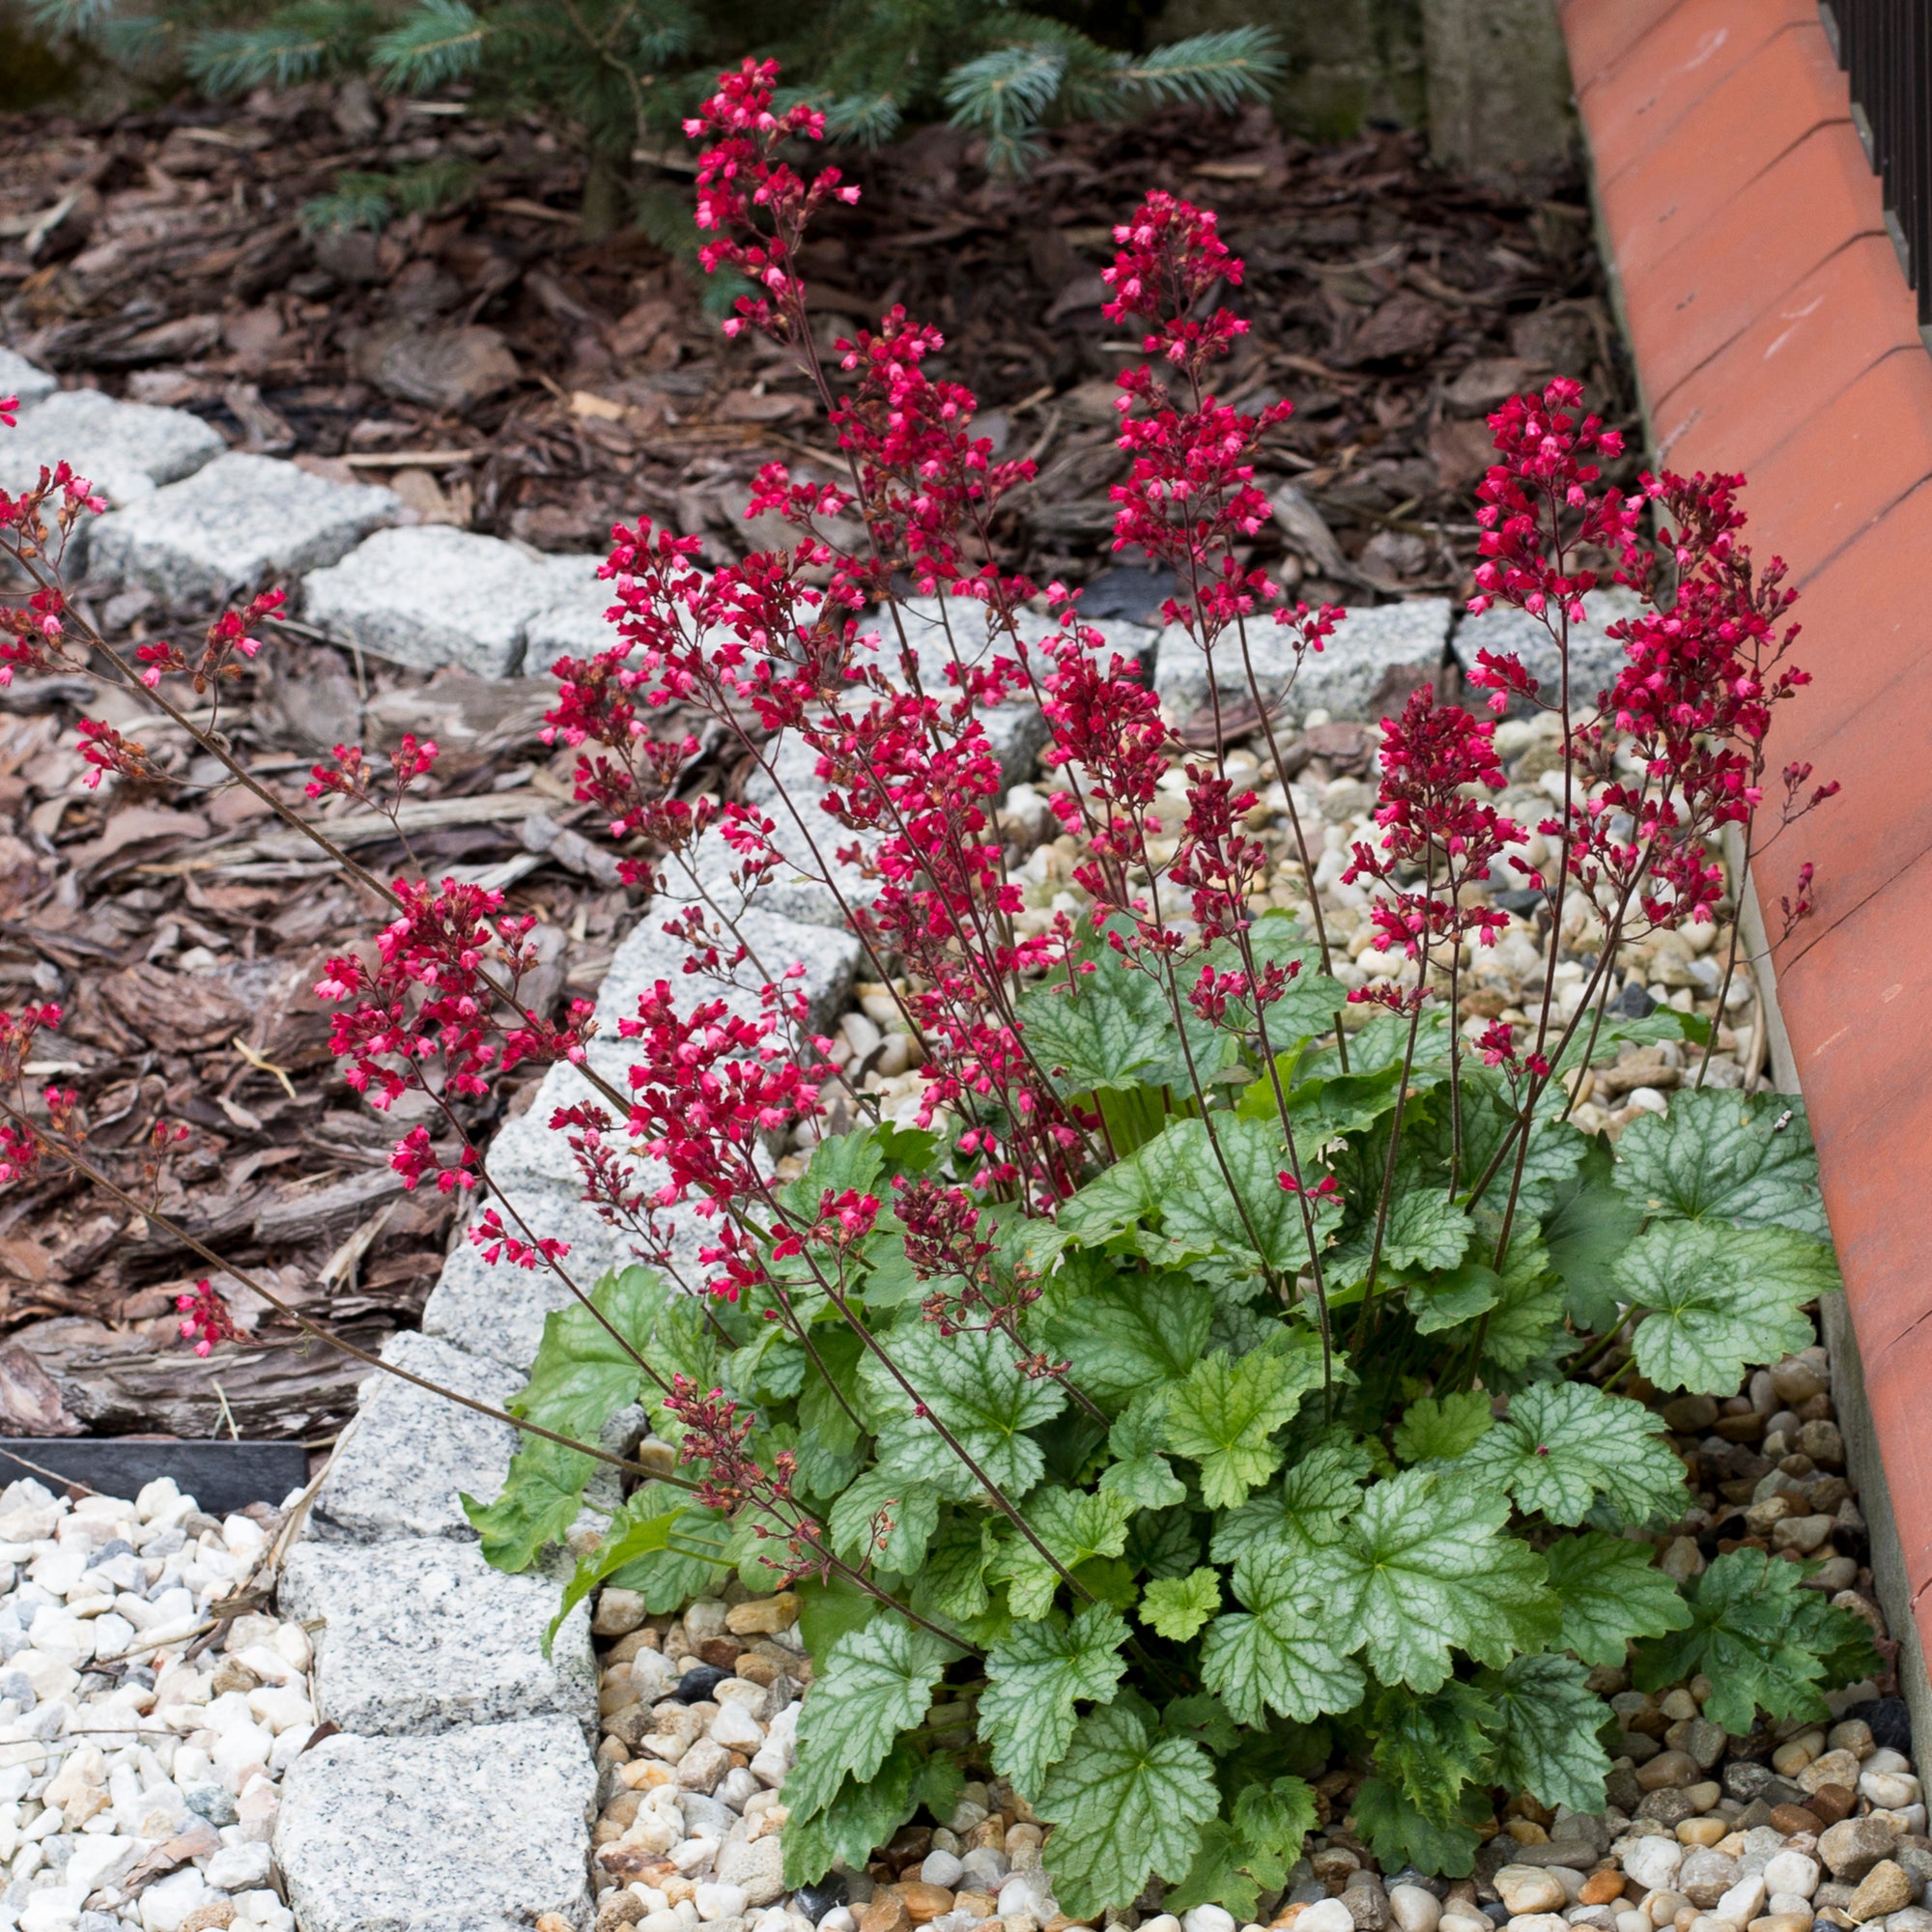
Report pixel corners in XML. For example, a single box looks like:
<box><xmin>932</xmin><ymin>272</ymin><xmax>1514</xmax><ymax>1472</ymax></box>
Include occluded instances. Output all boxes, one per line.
<box><xmin>0</xmin><ymin>61</ymin><xmax>1872</xmax><ymax>1915</ymax></box>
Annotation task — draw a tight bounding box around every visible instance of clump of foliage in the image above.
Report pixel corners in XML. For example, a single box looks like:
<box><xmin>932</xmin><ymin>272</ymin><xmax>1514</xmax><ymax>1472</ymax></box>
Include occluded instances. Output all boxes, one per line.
<box><xmin>0</xmin><ymin>57</ymin><xmax>1868</xmax><ymax>1918</ymax></box>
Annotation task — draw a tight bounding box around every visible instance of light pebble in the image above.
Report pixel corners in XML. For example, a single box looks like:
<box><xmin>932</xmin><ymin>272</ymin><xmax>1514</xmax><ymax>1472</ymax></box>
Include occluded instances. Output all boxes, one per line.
<box><xmin>1296</xmin><ymin>1903</ymin><xmax>1356</xmax><ymax>1932</ymax></box>
<box><xmin>1389</xmin><ymin>1886</ymin><xmax>1441</xmax><ymax>1932</ymax></box>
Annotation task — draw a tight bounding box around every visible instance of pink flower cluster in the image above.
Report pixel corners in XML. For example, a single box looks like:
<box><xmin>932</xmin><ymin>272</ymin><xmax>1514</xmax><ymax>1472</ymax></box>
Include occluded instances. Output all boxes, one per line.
<box><xmin>1343</xmin><ymin>686</ymin><xmax>1524</xmax><ymax>1001</ymax></box>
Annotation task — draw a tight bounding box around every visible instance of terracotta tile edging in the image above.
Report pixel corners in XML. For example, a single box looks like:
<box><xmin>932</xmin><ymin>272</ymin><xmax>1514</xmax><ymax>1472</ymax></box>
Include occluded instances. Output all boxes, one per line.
<box><xmin>1563</xmin><ymin>0</ymin><xmax>1932</xmax><ymax>1734</ymax></box>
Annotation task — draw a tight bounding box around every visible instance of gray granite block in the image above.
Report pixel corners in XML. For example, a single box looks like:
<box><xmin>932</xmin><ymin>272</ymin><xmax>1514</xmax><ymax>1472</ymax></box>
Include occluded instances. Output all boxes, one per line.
<box><xmin>1450</xmin><ymin>586</ymin><xmax>1642</xmax><ymax>713</ymax></box>
<box><xmin>0</xmin><ymin>386</ymin><xmax>223</xmax><ymax>507</ymax></box>
<box><xmin>1154</xmin><ymin>596</ymin><xmax>1455</xmax><ymax>724</ymax></box>
<box><xmin>891</xmin><ymin>597</ymin><xmax>1151</xmax><ymax>785</ymax></box>
<box><xmin>311</xmin><ymin>1328</ymin><xmax>521</xmax><ymax>1543</ymax></box>
<box><xmin>87</xmin><ymin>453</ymin><xmax>401</xmax><ymax>601</ymax></box>
<box><xmin>280</xmin><ymin>1537</ymin><xmax>596</xmax><ymax>1738</ymax></box>
<box><xmin>0</xmin><ymin>349</ymin><xmax>56</xmax><ymax>414</ymax></box>
<box><xmin>598</xmin><ymin>885</ymin><xmax>863</xmax><ymax>1031</ymax></box>
<box><xmin>523</xmin><ymin>552</ymin><xmax>621</xmax><ymax>667</ymax></box>
<box><xmin>421</xmin><ymin>1211</ymin><xmax>652</xmax><ymax>1374</ymax></box>
<box><xmin>689</xmin><ymin>813</ymin><xmax>880</xmax><ymax>932</ymax></box>
<box><xmin>273</xmin><ymin>1716</ymin><xmax>596</xmax><ymax>1932</ymax></box>
<box><xmin>299</xmin><ymin>526</ymin><xmax>570</xmax><ymax>676</ymax></box>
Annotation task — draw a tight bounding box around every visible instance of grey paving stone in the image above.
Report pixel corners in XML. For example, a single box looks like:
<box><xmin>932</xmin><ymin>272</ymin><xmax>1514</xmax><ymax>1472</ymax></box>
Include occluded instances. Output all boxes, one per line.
<box><xmin>1450</xmin><ymin>586</ymin><xmax>1642</xmax><ymax>713</ymax></box>
<box><xmin>299</xmin><ymin>526</ymin><xmax>572</xmax><ymax>676</ymax></box>
<box><xmin>689</xmin><ymin>810</ymin><xmax>881</xmax><ymax>931</ymax></box>
<box><xmin>280</xmin><ymin>1537</ymin><xmax>596</xmax><ymax>1739</ymax></box>
<box><xmin>523</xmin><ymin>552</ymin><xmax>622</xmax><ymax>667</ymax></box>
<box><xmin>87</xmin><ymin>453</ymin><xmax>401</xmax><ymax>602</ymax></box>
<box><xmin>890</xmin><ymin>597</ymin><xmax>1151</xmax><ymax>785</ymax></box>
<box><xmin>1153</xmin><ymin>596</ymin><xmax>1455</xmax><ymax>724</ymax></box>
<box><xmin>310</xmin><ymin>1328</ymin><xmax>521</xmax><ymax>1543</ymax></box>
<box><xmin>421</xmin><ymin>1206</ymin><xmax>662</xmax><ymax>1374</ymax></box>
<box><xmin>0</xmin><ymin>386</ymin><xmax>223</xmax><ymax>507</ymax></box>
<box><xmin>0</xmin><ymin>349</ymin><xmax>56</xmax><ymax>413</ymax></box>
<box><xmin>594</xmin><ymin>889</ymin><xmax>862</xmax><ymax>1036</ymax></box>
<box><xmin>273</xmin><ymin>1716</ymin><xmax>597</xmax><ymax>1932</ymax></box>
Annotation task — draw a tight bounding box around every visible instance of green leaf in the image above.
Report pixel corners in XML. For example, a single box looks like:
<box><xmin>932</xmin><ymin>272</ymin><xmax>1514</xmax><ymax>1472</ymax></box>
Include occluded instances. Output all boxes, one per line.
<box><xmin>1164</xmin><ymin>1333</ymin><xmax>1324</xmax><ymax>1509</ymax></box>
<box><xmin>1314</xmin><ymin>1470</ymin><xmax>1557</xmax><ymax>1692</ymax></box>
<box><xmin>1789</xmin><ymin>1584</ymin><xmax>1884</xmax><ymax>1692</ymax></box>
<box><xmin>915</xmin><ymin>1752</ymin><xmax>965</xmax><ymax>1823</ymax></box>
<box><xmin>1142</xmin><ymin>1568</ymin><xmax>1221</xmax><ymax>1642</ymax></box>
<box><xmin>1163</xmin><ymin>1822</ymin><xmax>1265</xmax><ymax>1923</ymax></box>
<box><xmin>1352</xmin><ymin>1775</ymin><xmax>1487</xmax><ymax>1878</ymax></box>
<box><xmin>1037</xmin><ymin>1259</ymin><xmax>1214</xmax><ymax>1409</ymax></box>
<box><xmin>1634</xmin><ymin>1548</ymin><xmax>1875</xmax><ymax>1736</ymax></box>
<box><xmin>1156</xmin><ymin>1116</ymin><xmax>1320</xmax><ymax>1276</ymax></box>
<box><xmin>1434</xmin><ymin>1073</ymin><xmax>1589</xmax><ymax>1223</ymax></box>
<box><xmin>1322</xmin><ymin>1141</ymin><xmax>1469</xmax><ymax>1288</ymax></box>
<box><xmin>980</xmin><ymin>1605</ymin><xmax>1130</xmax><ymax>1800</ymax></box>
<box><xmin>461</xmin><ymin>1435</ymin><xmax>595</xmax><ymax>1574</ymax></box>
<box><xmin>829</xmin><ymin>1470</ymin><xmax>941</xmax><ymax>1573</ymax></box>
<box><xmin>913</xmin><ymin>1514</ymin><xmax>999</xmax><ymax>1626</ymax></box>
<box><xmin>785</xmin><ymin>1620</ymin><xmax>952</xmax><ymax>1821</ymax></box>
<box><xmin>1618</xmin><ymin>1221</ymin><xmax>1837</xmax><ymax>1393</ymax></box>
<box><xmin>1209</xmin><ymin>1438</ymin><xmax>1370</xmax><ymax>1567</ymax></box>
<box><xmin>797</xmin><ymin>1573</ymin><xmax>882</xmax><ymax>1660</ymax></box>
<box><xmin>1404</xmin><ymin>1259</ymin><xmax>1503</xmax><ymax>1336</ymax></box>
<box><xmin>1543</xmin><ymin>1140</ymin><xmax>1646</xmax><ymax>1331</ymax></box>
<box><xmin>1369</xmin><ymin>1677</ymin><xmax>1498</xmax><ymax>1825</ymax></box>
<box><xmin>784</xmin><ymin>1615</ymin><xmax>951</xmax><ymax>1824</ymax></box>
<box><xmin>1482</xmin><ymin>1653</ymin><xmax>1612</xmax><ymax>1813</ymax></box>
<box><xmin>1202</xmin><ymin>1551</ymin><xmax>1366</xmax><ymax>1723</ymax></box>
<box><xmin>781</xmin><ymin>1741</ymin><xmax>920</xmax><ymax>1887</ymax></box>
<box><xmin>1233</xmin><ymin>1777</ymin><xmax>1319</xmax><ymax>1887</ymax></box>
<box><xmin>1331</xmin><ymin>1185</ymin><xmax>1470</xmax><ymax>1284</ymax></box>
<box><xmin>862</xmin><ymin>1323</ymin><xmax>1065</xmax><ymax>1501</ymax></box>
<box><xmin>1018</xmin><ymin>956</ymin><xmax>1177</xmax><ymax>1094</ymax></box>
<box><xmin>544</xmin><ymin>1488</ymin><xmax>691</xmax><ymax>1654</ymax></box>
<box><xmin>1061</xmin><ymin>1143</ymin><xmax>1170</xmax><ymax>1246</ymax></box>
<box><xmin>1164</xmin><ymin>1765</ymin><xmax>1318</xmax><ymax>1918</ymax></box>
<box><xmin>1161</xmin><ymin>1691</ymin><xmax>1242</xmax><ymax>1756</ymax></box>
<box><xmin>1458</xmin><ymin>1382</ymin><xmax>1686</xmax><ymax>1526</ymax></box>
<box><xmin>1454</xmin><ymin>1235</ymin><xmax>1567</xmax><ymax>1380</ymax></box>
<box><xmin>997</xmin><ymin>1486</ymin><xmax>1135</xmax><ymax>1620</ymax></box>
<box><xmin>1613</xmin><ymin>1090</ymin><xmax>1828</xmax><ymax>1237</ymax></box>
<box><xmin>1543</xmin><ymin>1531</ymin><xmax>1694</xmax><ymax>1665</ymax></box>
<box><xmin>1393</xmin><ymin>1391</ymin><xmax>1494</xmax><ymax>1464</ymax></box>
<box><xmin>1037</xmin><ymin>1702</ymin><xmax>1220</xmax><ymax>1918</ymax></box>
<box><xmin>603</xmin><ymin>1487</ymin><xmax>731</xmax><ymax>1613</ymax></box>
<box><xmin>1100</xmin><ymin>1391</ymin><xmax>1188</xmax><ymax>1511</ymax></box>
<box><xmin>1252</xmin><ymin>1059</ymin><xmax>1406</xmax><ymax>1141</ymax></box>
<box><xmin>513</xmin><ymin>1264</ymin><xmax>665</xmax><ymax>1438</ymax></box>
<box><xmin>1128</xmin><ymin>1505</ymin><xmax>1202</xmax><ymax>1581</ymax></box>
<box><xmin>779</xmin><ymin>1123</ymin><xmax>887</xmax><ymax>1219</ymax></box>
<box><xmin>1208</xmin><ymin>916</ymin><xmax>1342</xmax><ymax>1047</ymax></box>
<box><xmin>795</xmin><ymin>1325</ymin><xmax>867</xmax><ymax>1492</ymax></box>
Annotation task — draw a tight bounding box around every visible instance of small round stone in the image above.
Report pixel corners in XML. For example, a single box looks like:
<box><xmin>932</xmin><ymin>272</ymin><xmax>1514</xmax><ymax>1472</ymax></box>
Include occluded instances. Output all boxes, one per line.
<box><xmin>1494</xmin><ymin>1872</ymin><xmax>1567</xmax><ymax>1917</ymax></box>
<box><xmin>1845</xmin><ymin>1862</ymin><xmax>1914</xmax><ymax>1922</ymax></box>
<box><xmin>1297</xmin><ymin>1902</ymin><xmax>1356</xmax><ymax>1932</ymax></box>
<box><xmin>793</xmin><ymin>1878</ymin><xmax>850</xmax><ymax>1924</ymax></box>
<box><xmin>676</xmin><ymin>1664</ymin><xmax>733</xmax><ymax>1705</ymax></box>
<box><xmin>1389</xmin><ymin>1887</ymin><xmax>1442</xmax><ymax>1932</ymax></box>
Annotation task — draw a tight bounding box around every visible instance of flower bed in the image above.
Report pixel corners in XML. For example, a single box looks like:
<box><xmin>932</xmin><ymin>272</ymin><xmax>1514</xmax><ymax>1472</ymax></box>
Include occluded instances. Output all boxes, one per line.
<box><xmin>0</xmin><ymin>46</ymin><xmax>1896</xmax><ymax>1932</ymax></box>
